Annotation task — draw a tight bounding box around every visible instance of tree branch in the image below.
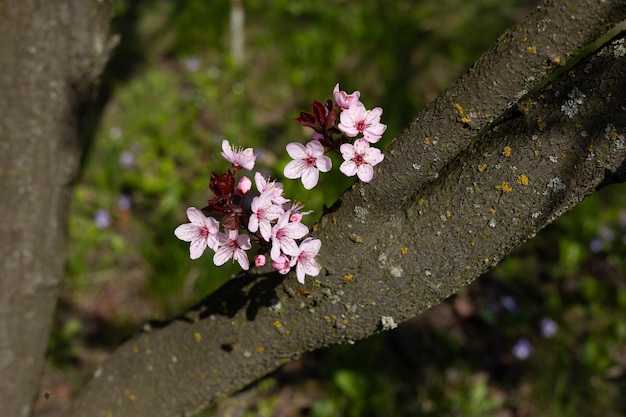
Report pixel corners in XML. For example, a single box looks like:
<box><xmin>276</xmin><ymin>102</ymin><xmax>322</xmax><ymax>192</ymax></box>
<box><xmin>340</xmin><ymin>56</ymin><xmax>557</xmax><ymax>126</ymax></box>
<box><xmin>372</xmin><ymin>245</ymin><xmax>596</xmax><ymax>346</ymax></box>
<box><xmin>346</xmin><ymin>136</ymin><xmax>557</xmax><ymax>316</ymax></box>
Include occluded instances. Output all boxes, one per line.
<box><xmin>70</xmin><ymin>14</ymin><xmax>626</xmax><ymax>417</ymax></box>
<box><xmin>372</xmin><ymin>0</ymin><xmax>626</xmax><ymax>207</ymax></box>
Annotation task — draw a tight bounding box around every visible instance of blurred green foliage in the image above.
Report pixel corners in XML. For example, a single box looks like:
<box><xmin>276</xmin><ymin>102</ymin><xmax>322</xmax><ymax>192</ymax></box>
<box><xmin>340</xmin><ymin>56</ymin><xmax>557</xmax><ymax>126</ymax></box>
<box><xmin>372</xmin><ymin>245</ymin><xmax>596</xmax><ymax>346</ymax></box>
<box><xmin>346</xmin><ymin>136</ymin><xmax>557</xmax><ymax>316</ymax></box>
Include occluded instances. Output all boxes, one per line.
<box><xmin>58</xmin><ymin>0</ymin><xmax>626</xmax><ymax>416</ymax></box>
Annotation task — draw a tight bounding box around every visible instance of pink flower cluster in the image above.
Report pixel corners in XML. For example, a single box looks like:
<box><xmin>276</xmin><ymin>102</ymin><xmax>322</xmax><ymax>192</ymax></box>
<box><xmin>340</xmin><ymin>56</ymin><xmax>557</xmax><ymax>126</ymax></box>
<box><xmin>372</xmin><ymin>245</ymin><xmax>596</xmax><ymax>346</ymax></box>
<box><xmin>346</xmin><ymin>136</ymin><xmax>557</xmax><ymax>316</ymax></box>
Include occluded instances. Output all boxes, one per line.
<box><xmin>285</xmin><ymin>83</ymin><xmax>386</xmax><ymax>189</ymax></box>
<box><xmin>175</xmin><ymin>140</ymin><xmax>320</xmax><ymax>284</ymax></box>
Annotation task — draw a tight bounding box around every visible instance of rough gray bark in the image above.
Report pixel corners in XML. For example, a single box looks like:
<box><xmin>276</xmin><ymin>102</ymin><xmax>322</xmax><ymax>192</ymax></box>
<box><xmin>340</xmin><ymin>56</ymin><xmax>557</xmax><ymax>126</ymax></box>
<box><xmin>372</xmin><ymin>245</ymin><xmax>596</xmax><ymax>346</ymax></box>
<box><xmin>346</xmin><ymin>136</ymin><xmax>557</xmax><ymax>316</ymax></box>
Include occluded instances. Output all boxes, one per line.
<box><xmin>69</xmin><ymin>1</ymin><xmax>626</xmax><ymax>417</ymax></box>
<box><xmin>0</xmin><ymin>1</ymin><xmax>115</xmax><ymax>415</ymax></box>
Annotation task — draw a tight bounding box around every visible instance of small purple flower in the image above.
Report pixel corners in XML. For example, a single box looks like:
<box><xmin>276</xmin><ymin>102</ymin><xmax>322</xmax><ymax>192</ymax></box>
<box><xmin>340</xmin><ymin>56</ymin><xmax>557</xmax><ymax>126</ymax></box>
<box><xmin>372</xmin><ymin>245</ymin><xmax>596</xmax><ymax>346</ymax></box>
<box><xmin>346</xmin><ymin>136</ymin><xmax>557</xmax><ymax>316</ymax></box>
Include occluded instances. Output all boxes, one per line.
<box><xmin>183</xmin><ymin>56</ymin><xmax>201</xmax><ymax>72</ymax></box>
<box><xmin>512</xmin><ymin>338</ymin><xmax>533</xmax><ymax>360</ymax></box>
<box><xmin>94</xmin><ymin>209</ymin><xmax>111</xmax><ymax>229</ymax></box>
<box><xmin>501</xmin><ymin>296</ymin><xmax>517</xmax><ymax>312</ymax></box>
<box><xmin>540</xmin><ymin>318</ymin><xmax>558</xmax><ymax>338</ymax></box>
<box><xmin>119</xmin><ymin>151</ymin><xmax>134</xmax><ymax>168</ymax></box>
<box><xmin>589</xmin><ymin>238</ymin><xmax>603</xmax><ymax>253</ymax></box>
<box><xmin>117</xmin><ymin>194</ymin><xmax>132</xmax><ymax>211</ymax></box>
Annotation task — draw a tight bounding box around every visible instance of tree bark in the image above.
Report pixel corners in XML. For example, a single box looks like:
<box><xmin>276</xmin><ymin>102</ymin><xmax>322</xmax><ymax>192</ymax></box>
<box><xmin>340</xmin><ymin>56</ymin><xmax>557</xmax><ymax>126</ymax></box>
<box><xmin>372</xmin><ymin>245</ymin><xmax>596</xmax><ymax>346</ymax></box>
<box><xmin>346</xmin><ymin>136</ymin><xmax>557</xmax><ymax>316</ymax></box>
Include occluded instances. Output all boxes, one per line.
<box><xmin>0</xmin><ymin>1</ymin><xmax>115</xmax><ymax>415</ymax></box>
<box><xmin>69</xmin><ymin>1</ymin><xmax>626</xmax><ymax>416</ymax></box>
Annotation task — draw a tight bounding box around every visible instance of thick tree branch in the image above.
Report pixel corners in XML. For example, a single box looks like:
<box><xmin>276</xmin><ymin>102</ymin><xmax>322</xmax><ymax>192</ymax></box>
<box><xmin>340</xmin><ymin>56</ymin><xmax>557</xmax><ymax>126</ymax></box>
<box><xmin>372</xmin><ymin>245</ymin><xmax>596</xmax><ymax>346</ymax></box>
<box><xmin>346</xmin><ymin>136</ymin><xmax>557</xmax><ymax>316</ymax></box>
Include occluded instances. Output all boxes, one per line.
<box><xmin>372</xmin><ymin>0</ymin><xmax>626</xmax><ymax>208</ymax></box>
<box><xmin>0</xmin><ymin>1</ymin><xmax>115</xmax><ymax>415</ymax></box>
<box><xmin>70</xmin><ymin>19</ymin><xmax>626</xmax><ymax>417</ymax></box>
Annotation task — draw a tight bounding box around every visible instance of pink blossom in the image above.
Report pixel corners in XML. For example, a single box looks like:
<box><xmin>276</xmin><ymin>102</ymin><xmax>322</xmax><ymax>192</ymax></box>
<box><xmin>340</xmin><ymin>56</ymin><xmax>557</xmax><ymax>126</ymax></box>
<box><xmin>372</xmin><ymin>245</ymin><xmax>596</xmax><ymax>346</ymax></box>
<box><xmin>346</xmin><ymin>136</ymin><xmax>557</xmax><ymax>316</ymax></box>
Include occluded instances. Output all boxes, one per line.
<box><xmin>254</xmin><ymin>172</ymin><xmax>289</xmax><ymax>205</ymax></box>
<box><xmin>284</xmin><ymin>140</ymin><xmax>332</xmax><ymax>190</ymax></box>
<box><xmin>221</xmin><ymin>140</ymin><xmax>256</xmax><ymax>170</ymax></box>
<box><xmin>339</xmin><ymin>139</ymin><xmax>385</xmax><ymax>183</ymax></box>
<box><xmin>255</xmin><ymin>254</ymin><xmax>267</xmax><ymax>267</ymax></box>
<box><xmin>289</xmin><ymin>237</ymin><xmax>321</xmax><ymax>284</ymax></box>
<box><xmin>270</xmin><ymin>212</ymin><xmax>309</xmax><ymax>261</ymax></box>
<box><xmin>174</xmin><ymin>207</ymin><xmax>220</xmax><ymax>259</ymax></box>
<box><xmin>214</xmin><ymin>229</ymin><xmax>252</xmax><ymax>270</ymax></box>
<box><xmin>248</xmin><ymin>191</ymin><xmax>284</xmax><ymax>241</ymax></box>
<box><xmin>283</xmin><ymin>201</ymin><xmax>313</xmax><ymax>223</ymax></box>
<box><xmin>338</xmin><ymin>102</ymin><xmax>387</xmax><ymax>143</ymax></box>
<box><xmin>272</xmin><ymin>254</ymin><xmax>291</xmax><ymax>275</ymax></box>
<box><xmin>238</xmin><ymin>176</ymin><xmax>252</xmax><ymax>195</ymax></box>
<box><xmin>333</xmin><ymin>83</ymin><xmax>361</xmax><ymax>110</ymax></box>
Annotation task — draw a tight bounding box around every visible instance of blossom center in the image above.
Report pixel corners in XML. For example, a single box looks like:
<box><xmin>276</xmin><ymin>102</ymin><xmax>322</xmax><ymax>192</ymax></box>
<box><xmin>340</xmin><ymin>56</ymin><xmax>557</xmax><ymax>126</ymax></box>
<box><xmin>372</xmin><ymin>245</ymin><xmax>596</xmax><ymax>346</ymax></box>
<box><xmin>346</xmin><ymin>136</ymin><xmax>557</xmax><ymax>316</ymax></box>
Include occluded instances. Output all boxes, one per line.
<box><xmin>305</xmin><ymin>155</ymin><xmax>317</xmax><ymax>167</ymax></box>
<box><xmin>353</xmin><ymin>154</ymin><xmax>365</xmax><ymax>165</ymax></box>
<box><xmin>355</xmin><ymin>120</ymin><xmax>367</xmax><ymax>132</ymax></box>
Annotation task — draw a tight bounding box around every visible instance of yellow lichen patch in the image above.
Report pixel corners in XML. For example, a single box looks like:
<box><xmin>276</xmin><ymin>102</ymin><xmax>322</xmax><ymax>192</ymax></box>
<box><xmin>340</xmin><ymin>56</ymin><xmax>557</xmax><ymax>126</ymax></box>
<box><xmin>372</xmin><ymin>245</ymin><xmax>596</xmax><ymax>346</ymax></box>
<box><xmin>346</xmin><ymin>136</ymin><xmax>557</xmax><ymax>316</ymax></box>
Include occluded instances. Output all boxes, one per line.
<box><xmin>352</xmin><ymin>235</ymin><xmax>363</xmax><ymax>243</ymax></box>
<box><xmin>521</xmin><ymin>36</ymin><xmax>528</xmax><ymax>42</ymax></box>
<box><xmin>526</xmin><ymin>46</ymin><xmax>536</xmax><ymax>54</ymax></box>
<box><xmin>502</xmin><ymin>146</ymin><xmax>512</xmax><ymax>157</ymax></box>
<box><xmin>534</xmin><ymin>149</ymin><xmax>540</xmax><ymax>157</ymax></box>
<box><xmin>478</xmin><ymin>163</ymin><xmax>488</xmax><ymax>172</ymax></box>
<box><xmin>560</xmin><ymin>153</ymin><xmax>567</xmax><ymax>159</ymax></box>
<box><xmin>124</xmin><ymin>389</ymin><xmax>136</xmax><ymax>401</ymax></box>
<box><xmin>344</xmin><ymin>274</ymin><xmax>354</xmax><ymax>282</ymax></box>
<box><xmin>489</xmin><ymin>208</ymin><xmax>496</xmax><ymax>214</ymax></box>
<box><xmin>272</xmin><ymin>321</ymin><xmax>282</xmax><ymax>329</ymax></box>
<box><xmin>454</xmin><ymin>103</ymin><xmax>464</xmax><ymax>114</ymax></box>
<box><xmin>495</xmin><ymin>182</ymin><xmax>513</xmax><ymax>193</ymax></box>
<box><xmin>194</xmin><ymin>332</ymin><xmax>202</xmax><ymax>343</ymax></box>
<box><xmin>145</xmin><ymin>349</ymin><xmax>151</xmax><ymax>355</ymax></box>
<box><xmin>587</xmin><ymin>145</ymin><xmax>594</xmax><ymax>152</ymax></box>
<box><xmin>518</xmin><ymin>98</ymin><xmax>533</xmax><ymax>114</ymax></box>
<box><xmin>551</xmin><ymin>55</ymin><xmax>561</xmax><ymax>64</ymax></box>
<box><xmin>461</xmin><ymin>115</ymin><xmax>471</xmax><ymax>124</ymax></box>
<box><xmin>312</xmin><ymin>223</ymin><xmax>318</xmax><ymax>232</ymax></box>
<box><xmin>401</xmin><ymin>247</ymin><xmax>409</xmax><ymax>255</ymax></box>
<box><xmin>537</xmin><ymin>117</ymin><xmax>547</xmax><ymax>131</ymax></box>
<box><xmin>257</xmin><ymin>346</ymin><xmax>265</xmax><ymax>353</ymax></box>
<box><xmin>296</xmin><ymin>289</ymin><xmax>312</xmax><ymax>299</ymax></box>
<box><xmin>474</xmin><ymin>212</ymin><xmax>481</xmax><ymax>217</ymax></box>
<box><xmin>285</xmin><ymin>330</ymin><xmax>291</xmax><ymax>335</ymax></box>
<box><xmin>445</xmin><ymin>210</ymin><xmax>452</xmax><ymax>218</ymax></box>
<box><xmin>423</xmin><ymin>137</ymin><xmax>431</xmax><ymax>145</ymax></box>
<box><xmin>516</xmin><ymin>175</ymin><xmax>529</xmax><ymax>186</ymax></box>
<box><xmin>402</xmin><ymin>195</ymin><xmax>408</xmax><ymax>202</ymax></box>
<box><xmin>389</xmin><ymin>149</ymin><xmax>396</xmax><ymax>155</ymax></box>
<box><xmin>332</xmin><ymin>216</ymin><xmax>337</xmax><ymax>225</ymax></box>
<box><xmin>465</xmin><ymin>265</ymin><xmax>472</xmax><ymax>271</ymax></box>
<box><xmin>133</xmin><ymin>346</ymin><xmax>139</xmax><ymax>353</ymax></box>
<box><xmin>418</xmin><ymin>198</ymin><xmax>425</xmax><ymax>205</ymax></box>
<box><xmin>483</xmin><ymin>258</ymin><xmax>490</xmax><ymax>264</ymax></box>
<box><xmin>610</xmin><ymin>130</ymin><xmax>619</xmax><ymax>140</ymax></box>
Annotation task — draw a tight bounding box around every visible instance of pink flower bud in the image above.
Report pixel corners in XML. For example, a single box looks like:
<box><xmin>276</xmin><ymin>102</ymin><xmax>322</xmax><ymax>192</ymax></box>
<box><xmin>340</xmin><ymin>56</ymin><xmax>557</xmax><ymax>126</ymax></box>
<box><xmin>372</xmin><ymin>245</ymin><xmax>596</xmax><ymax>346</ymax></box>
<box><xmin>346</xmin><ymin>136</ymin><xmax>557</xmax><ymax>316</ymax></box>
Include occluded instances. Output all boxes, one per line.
<box><xmin>238</xmin><ymin>176</ymin><xmax>252</xmax><ymax>195</ymax></box>
<box><xmin>289</xmin><ymin>212</ymin><xmax>303</xmax><ymax>223</ymax></box>
<box><xmin>255</xmin><ymin>254</ymin><xmax>266</xmax><ymax>267</ymax></box>
<box><xmin>333</xmin><ymin>83</ymin><xmax>361</xmax><ymax>110</ymax></box>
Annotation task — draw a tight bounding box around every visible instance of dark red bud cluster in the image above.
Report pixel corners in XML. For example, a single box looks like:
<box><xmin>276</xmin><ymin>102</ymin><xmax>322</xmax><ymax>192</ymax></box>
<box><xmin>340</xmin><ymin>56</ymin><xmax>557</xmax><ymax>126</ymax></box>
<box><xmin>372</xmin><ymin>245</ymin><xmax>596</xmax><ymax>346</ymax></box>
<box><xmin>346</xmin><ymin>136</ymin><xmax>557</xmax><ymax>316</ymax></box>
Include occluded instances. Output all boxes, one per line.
<box><xmin>293</xmin><ymin>100</ymin><xmax>345</xmax><ymax>151</ymax></box>
<box><xmin>202</xmin><ymin>171</ymin><xmax>245</xmax><ymax>230</ymax></box>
